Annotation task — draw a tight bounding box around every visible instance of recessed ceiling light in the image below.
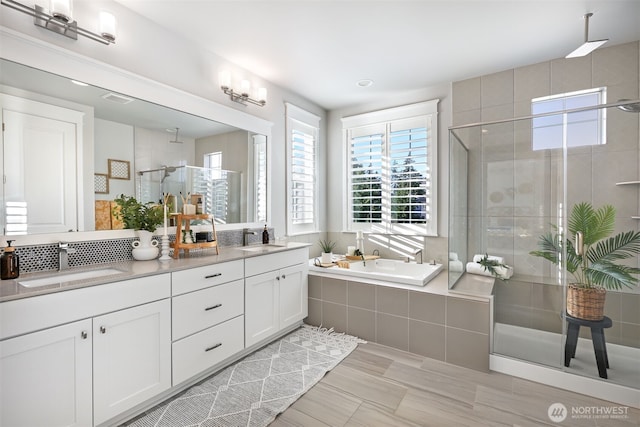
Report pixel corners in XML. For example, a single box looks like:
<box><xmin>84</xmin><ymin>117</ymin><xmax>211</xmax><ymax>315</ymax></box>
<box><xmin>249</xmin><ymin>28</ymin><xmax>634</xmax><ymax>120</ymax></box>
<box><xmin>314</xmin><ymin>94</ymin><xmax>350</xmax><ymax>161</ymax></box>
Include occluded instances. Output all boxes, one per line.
<box><xmin>356</xmin><ymin>79</ymin><xmax>374</xmax><ymax>88</ymax></box>
<box><xmin>71</xmin><ymin>80</ymin><xmax>89</xmax><ymax>86</ymax></box>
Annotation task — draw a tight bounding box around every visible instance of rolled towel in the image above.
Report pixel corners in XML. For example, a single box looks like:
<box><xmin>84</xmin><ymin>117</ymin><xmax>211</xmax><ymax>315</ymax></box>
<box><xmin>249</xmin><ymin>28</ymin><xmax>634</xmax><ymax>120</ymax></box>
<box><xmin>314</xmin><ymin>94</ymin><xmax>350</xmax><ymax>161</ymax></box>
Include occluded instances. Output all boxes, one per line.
<box><xmin>466</xmin><ymin>262</ymin><xmax>513</xmax><ymax>280</ymax></box>
<box><xmin>449</xmin><ymin>260</ymin><xmax>463</xmax><ymax>272</ymax></box>
<box><xmin>473</xmin><ymin>254</ymin><xmax>505</xmax><ymax>264</ymax></box>
<box><xmin>449</xmin><ymin>252</ymin><xmax>459</xmax><ymax>261</ymax></box>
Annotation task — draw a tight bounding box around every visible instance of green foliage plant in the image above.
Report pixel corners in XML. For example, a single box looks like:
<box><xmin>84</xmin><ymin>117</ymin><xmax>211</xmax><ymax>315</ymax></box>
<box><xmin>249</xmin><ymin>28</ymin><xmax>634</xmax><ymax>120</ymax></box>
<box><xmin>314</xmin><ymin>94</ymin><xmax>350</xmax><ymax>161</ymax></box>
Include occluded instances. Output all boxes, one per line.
<box><xmin>319</xmin><ymin>239</ymin><xmax>336</xmax><ymax>254</ymax></box>
<box><xmin>113</xmin><ymin>194</ymin><xmax>164</xmax><ymax>233</ymax></box>
<box><xmin>530</xmin><ymin>202</ymin><xmax>640</xmax><ymax>290</ymax></box>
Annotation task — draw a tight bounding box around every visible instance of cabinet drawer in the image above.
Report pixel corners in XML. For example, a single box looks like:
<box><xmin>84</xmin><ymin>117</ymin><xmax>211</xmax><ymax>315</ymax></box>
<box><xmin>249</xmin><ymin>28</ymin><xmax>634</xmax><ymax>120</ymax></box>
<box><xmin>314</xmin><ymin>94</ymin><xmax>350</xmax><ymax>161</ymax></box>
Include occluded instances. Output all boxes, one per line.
<box><xmin>245</xmin><ymin>248</ymin><xmax>308</xmax><ymax>277</ymax></box>
<box><xmin>172</xmin><ymin>260</ymin><xmax>244</xmax><ymax>295</ymax></box>
<box><xmin>172</xmin><ymin>280</ymin><xmax>244</xmax><ymax>340</ymax></box>
<box><xmin>172</xmin><ymin>315</ymin><xmax>244</xmax><ymax>385</ymax></box>
<box><xmin>0</xmin><ymin>274</ymin><xmax>171</xmax><ymax>340</ymax></box>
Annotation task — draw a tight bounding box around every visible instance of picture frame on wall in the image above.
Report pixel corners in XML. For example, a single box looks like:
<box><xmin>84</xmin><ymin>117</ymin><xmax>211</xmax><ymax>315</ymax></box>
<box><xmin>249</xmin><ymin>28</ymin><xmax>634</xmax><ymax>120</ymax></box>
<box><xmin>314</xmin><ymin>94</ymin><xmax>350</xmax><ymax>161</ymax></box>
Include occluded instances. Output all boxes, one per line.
<box><xmin>108</xmin><ymin>159</ymin><xmax>130</xmax><ymax>180</ymax></box>
<box><xmin>94</xmin><ymin>173</ymin><xmax>109</xmax><ymax>194</ymax></box>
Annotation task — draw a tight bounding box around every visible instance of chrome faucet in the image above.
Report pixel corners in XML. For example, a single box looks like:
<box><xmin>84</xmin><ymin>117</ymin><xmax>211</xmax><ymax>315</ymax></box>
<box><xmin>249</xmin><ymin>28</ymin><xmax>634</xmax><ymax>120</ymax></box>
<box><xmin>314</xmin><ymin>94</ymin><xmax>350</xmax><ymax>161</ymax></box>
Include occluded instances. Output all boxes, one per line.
<box><xmin>58</xmin><ymin>241</ymin><xmax>77</xmax><ymax>271</ymax></box>
<box><xmin>413</xmin><ymin>249</ymin><xmax>423</xmax><ymax>264</ymax></box>
<box><xmin>243</xmin><ymin>228</ymin><xmax>257</xmax><ymax>246</ymax></box>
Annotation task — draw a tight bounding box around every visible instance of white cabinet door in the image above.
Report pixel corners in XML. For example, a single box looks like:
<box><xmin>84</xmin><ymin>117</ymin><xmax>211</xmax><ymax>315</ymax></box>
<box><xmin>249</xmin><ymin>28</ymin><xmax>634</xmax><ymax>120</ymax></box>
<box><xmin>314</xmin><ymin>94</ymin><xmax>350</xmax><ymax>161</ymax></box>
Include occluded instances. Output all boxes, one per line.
<box><xmin>93</xmin><ymin>299</ymin><xmax>171</xmax><ymax>425</ymax></box>
<box><xmin>279</xmin><ymin>263</ymin><xmax>308</xmax><ymax>329</ymax></box>
<box><xmin>0</xmin><ymin>319</ymin><xmax>92</xmax><ymax>427</ymax></box>
<box><xmin>245</xmin><ymin>270</ymin><xmax>279</xmax><ymax>347</ymax></box>
<box><xmin>1</xmin><ymin>94</ymin><xmax>83</xmax><ymax>234</ymax></box>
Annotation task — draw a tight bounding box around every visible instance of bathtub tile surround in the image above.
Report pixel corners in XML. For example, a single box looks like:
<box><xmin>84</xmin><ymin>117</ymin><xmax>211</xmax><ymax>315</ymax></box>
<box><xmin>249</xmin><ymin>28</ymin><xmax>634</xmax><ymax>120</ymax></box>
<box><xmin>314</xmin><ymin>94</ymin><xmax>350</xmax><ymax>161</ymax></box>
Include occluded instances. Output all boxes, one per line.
<box><xmin>10</xmin><ymin>227</ymin><xmax>273</xmax><ymax>273</ymax></box>
<box><xmin>306</xmin><ymin>274</ymin><xmax>491</xmax><ymax>372</ymax></box>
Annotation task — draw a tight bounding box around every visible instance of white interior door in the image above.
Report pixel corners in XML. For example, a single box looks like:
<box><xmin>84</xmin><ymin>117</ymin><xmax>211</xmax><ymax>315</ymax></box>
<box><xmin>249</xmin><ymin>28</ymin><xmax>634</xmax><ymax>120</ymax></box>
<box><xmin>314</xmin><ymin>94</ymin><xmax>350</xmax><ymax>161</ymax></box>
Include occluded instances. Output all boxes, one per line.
<box><xmin>1</xmin><ymin>94</ymin><xmax>83</xmax><ymax>234</ymax></box>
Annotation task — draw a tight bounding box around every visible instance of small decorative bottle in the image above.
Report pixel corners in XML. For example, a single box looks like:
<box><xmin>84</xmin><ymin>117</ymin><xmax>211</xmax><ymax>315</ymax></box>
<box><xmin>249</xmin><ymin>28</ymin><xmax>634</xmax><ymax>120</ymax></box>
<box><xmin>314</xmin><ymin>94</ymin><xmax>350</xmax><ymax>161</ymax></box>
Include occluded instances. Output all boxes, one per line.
<box><xmin>196</xmin><ymin>197</ymin><xmax>203</xmax><ymax>214</ymax></box>
<box><xmin>262</xmin><ymin>225</ymin><xmax>269</xmax><ymax>244</ymax></box>
<box><xmin>1</xmin><ymin>240</ymin><xmax>19</xmax><ymax>280</ymax></box>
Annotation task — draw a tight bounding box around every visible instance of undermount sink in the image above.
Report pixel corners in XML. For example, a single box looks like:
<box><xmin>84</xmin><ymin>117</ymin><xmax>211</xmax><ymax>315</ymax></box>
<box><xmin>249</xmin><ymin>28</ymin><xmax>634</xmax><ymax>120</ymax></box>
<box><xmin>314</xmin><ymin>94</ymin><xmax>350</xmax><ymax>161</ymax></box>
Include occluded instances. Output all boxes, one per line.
<box><xmin>240</xmin><ymin>244</ymin><xmax>286</xmax><ymax>253</ymax></box>
<box><xmin>18</xmin><ymin>268</ymin><xmax>124</xmax><ymax>288</ymax></box>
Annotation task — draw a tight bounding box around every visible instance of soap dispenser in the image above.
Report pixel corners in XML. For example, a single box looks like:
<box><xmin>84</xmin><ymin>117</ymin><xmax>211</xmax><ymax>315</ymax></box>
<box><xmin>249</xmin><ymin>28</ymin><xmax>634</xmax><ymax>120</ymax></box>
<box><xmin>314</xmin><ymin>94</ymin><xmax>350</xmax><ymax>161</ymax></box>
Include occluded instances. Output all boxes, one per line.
<box><xmin>262</xmin><ymin>225</ymin><xmax>269</xmax><ymax>244</ymax></box>
<box><xmin>1</xmin><ymin>240</ymin><xmax>19</xmax><ymax>280</ymax></box>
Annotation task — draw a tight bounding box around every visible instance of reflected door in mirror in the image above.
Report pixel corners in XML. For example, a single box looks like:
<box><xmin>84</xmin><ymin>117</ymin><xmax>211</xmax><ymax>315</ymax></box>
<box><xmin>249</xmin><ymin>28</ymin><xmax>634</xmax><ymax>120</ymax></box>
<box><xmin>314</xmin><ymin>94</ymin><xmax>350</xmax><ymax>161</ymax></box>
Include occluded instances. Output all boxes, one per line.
<box><xmin>1</xmin><ymin>95</ymin><xmax>82</xmax><ymax>234</ymax></box>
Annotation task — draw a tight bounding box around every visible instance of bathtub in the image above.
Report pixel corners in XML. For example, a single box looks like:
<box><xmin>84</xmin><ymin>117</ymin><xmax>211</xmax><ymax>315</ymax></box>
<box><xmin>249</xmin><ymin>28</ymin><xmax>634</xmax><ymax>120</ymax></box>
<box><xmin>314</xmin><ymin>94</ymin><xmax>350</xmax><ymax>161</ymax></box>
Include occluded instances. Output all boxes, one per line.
<box><xmin>308</xmin><ymin>258</ymin><xmax>443</xmax><ymax>287</ymax></box>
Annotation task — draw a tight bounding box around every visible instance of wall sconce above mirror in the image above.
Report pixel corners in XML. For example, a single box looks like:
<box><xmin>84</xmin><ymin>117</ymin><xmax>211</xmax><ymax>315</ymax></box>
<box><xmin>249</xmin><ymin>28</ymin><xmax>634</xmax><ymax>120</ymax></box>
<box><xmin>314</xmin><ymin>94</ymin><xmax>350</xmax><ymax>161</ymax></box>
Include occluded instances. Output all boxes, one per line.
<box><xmin>219</xmin><ymin>70</ymin><xmax>267</xmax><ymax>107</ymax></box>
<box><xmin>1</xmin><ymin>0</ymin><xmax>117</xmax><ymax>44</ymax></box>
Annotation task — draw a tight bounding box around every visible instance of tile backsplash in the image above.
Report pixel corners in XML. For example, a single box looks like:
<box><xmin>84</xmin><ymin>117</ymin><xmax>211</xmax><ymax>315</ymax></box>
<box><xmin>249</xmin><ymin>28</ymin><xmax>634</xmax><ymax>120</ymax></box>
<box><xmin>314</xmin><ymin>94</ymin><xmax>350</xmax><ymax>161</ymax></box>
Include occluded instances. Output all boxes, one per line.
<box><xmin>12</xmin><ymin>227</ymin><xmax>272</xmax><ymax>273</ymax></box>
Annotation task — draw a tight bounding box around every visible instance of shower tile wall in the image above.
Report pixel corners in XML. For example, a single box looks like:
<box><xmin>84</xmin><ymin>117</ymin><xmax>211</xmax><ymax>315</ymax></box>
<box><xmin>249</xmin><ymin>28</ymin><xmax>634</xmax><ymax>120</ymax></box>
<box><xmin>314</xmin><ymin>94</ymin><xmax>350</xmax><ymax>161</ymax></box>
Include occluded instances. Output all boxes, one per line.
<box><xmin>452</xmin><ymin>41</ymin><xmax>640</xmax><ymax>347</ymax></box>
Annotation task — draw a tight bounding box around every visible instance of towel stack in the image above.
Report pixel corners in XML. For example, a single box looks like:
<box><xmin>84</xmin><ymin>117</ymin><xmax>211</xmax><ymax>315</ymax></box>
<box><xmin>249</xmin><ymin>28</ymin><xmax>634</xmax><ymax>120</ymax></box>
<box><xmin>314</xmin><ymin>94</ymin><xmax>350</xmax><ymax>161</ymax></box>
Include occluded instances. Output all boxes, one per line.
<box><xmin>465</xmin><ymin>254</ymin><xmax>513</xmax><ymax>280</ymax></box>
<box><xmin>448</xmin><ymin>252</ymin><xmax>463</xmax><ymax>272</ymax></box>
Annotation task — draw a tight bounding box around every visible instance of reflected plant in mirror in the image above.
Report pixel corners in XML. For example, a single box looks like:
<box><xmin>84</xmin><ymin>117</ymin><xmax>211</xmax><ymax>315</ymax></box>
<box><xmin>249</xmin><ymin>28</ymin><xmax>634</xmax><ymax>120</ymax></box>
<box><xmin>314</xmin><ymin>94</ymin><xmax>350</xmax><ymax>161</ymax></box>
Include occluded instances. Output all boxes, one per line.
<box><xmin>0</xmin><ymin>58</ymin><xmax>269</xmax><ymax>236</ymax></box>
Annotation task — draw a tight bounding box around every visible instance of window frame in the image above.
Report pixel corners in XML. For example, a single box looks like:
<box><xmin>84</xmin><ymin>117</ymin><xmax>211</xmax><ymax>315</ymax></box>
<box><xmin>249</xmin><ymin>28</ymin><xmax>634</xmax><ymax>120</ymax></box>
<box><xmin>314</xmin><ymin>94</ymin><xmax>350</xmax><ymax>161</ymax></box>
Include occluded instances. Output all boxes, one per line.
<box><xmin>285</xmin><ymin>102</ymin><xmax>321</xmax><ymax>236</ymax></box>
<box><xmin>531</xmin><ymin>87</ymin><xmax>607</xmax><ymax>151</ymax></box>
<box><xmin>342</xmin><ymin>100</ymin><xmax>439</xmax><ymax>236</ymax></box>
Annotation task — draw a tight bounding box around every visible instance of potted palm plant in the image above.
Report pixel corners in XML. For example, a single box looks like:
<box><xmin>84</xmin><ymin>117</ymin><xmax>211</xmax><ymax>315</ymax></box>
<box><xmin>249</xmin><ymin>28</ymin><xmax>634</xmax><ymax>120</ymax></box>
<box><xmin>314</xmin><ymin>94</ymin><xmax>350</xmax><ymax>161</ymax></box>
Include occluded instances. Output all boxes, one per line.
<box><xmin>530</xmin><ymin>202</ymin><xmax>640</xmax><ymax>320</ymax></box>
<box><xmin>113</xmin><ymin>194</ymin><xmax>164</xmax><ymax>260</ymax></box>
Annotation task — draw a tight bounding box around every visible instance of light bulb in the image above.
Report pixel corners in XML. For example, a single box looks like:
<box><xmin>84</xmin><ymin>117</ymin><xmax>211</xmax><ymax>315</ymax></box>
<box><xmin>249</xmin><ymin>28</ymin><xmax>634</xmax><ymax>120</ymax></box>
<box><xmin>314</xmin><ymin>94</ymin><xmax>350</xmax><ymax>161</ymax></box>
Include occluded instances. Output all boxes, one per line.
<box><xmin>219</xmin><ymin>70</ymin><xmax>231</xmax><ymax>89</ymax></box>
<box><xmin>257</xmin><ymin>87</ymin><xmax>267</xmax><ymax>103</ymax></box>
<box><xmin>99</xmin><ymin>11</ymin><xmax>117</xmax><ymax>42</ymax></box>
<box><xmin>50</xmin><ymin>0</ymin><xmax>72</xmax><ymax>22</ymax></box>
<box><xmin>240</xmin><ymin>80</ymin><xmax>251</xmax><ymax>96</ymax></box>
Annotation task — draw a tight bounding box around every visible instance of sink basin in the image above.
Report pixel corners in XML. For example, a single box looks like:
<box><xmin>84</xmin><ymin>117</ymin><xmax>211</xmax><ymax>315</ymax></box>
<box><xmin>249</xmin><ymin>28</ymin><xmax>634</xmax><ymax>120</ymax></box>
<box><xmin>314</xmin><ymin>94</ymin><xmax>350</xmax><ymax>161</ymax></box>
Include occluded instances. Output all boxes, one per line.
<box><xmin>18</xmin><ymin>268</ymin><xmax>124</xmax><ymax>288</ymax></box>
<box><xmin>240</xmin><ymin>244</ymin><xmax>286</xmax><ymax>253</ymax></box>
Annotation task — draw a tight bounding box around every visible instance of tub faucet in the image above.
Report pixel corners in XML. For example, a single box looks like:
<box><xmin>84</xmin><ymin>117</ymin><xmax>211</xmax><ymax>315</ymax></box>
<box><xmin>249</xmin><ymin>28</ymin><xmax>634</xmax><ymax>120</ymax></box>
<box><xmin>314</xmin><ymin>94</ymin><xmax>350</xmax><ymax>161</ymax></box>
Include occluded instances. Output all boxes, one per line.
<box><xmin>243</xmin><ymin>228</ymin><xmax>257</xmax><ymax>246</ymax></box>
<box><xmin>58</xmin><ymin>241</ymin><xmax>77</xmax><ymax>271</ymax></box>
<box><xmin>413</xmin><ymin>249</ymin><xmax>423</xmax><ymax>264</ymax></box>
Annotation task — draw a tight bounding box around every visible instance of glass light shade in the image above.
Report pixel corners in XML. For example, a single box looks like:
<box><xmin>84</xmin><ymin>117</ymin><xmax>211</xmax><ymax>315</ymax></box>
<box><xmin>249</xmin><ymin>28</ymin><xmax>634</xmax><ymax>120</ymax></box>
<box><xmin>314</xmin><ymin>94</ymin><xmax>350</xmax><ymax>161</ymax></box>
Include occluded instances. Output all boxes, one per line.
<box><xmin>99</xmin><ymin>11</ymin><xmax>117</xmax><ymax>42</ymax></box>
<box><xmin>240</xmin><ymin>80</ymin><xmax>251</xmax><ymax>95</ymax></box>
<box><xmin>219</xmin><ymin>70</ymin><xmax>231</xmax><ymax>88</ymax></box>
<box><xmin>50</xmin><ymin>0</ymin><xmax>72</xmax><ymax>22</ymax></box>
<box><xmin>257</xmin><ymin>87</ymin><xmax>267</xmax><ymax>102</ymax></box>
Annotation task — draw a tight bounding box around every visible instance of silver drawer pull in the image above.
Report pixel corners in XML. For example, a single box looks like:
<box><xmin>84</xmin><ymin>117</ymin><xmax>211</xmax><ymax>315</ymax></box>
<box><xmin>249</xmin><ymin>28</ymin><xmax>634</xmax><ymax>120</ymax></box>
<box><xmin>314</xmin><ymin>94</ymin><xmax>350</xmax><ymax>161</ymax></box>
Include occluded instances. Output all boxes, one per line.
<box><xmin>81</xmin><ymin>331</ymin><xmax>88</xmax><ymax>339</ymax></box>
<box><xmin>99</xmin><ymin>326</ymin><xmax>106</xmax><ymax>334</ymax></box>
<box><xmin>205</xmin><ymin>303</ymin><xmax>222</xmax><ymax>311</ymax></box>
<box><xmin>205</xmin><ymin>273</ymin><xmax>222</xmax><ymax>279</ymax></box>
<box><xmin>205</xmin><ymin>343</ymin><xmax>222</xmax><ymax>352</ymax></box>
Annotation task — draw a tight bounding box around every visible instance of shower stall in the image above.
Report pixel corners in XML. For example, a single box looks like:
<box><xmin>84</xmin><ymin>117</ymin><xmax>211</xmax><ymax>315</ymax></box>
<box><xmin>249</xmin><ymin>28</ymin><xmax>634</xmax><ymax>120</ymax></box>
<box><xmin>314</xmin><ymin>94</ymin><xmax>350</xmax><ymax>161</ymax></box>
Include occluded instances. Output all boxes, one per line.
<box><xmin>448</xmin><ymin>98</ymin><xmax>640</xmax><ymax>405</ymax></box>
<box><xmin>136</xmin><ymin>165</ymin><xmax>242</xmax><ymax>224</ymax></box>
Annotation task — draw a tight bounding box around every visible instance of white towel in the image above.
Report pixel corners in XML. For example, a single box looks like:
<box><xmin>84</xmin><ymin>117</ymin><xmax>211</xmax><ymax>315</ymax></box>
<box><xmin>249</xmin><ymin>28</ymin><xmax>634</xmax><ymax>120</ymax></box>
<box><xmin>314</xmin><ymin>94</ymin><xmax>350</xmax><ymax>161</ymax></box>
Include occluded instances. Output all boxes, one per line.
<box><xmin>472</xmin><ymin>254</ymin><xmax>505</xmax><ymax>264</ymax></box>
<box><xmin>449</xmin><ymin>252</ymin><xmax>459</xmax><ymax>261</ymax></box>
<box><xmin>466</xmin><ymin>262</ymin><xmax>513</xmax><ymax>280</ymax></box>
<box><xmin>449</xmin><ymin>260</ymin><xmax>463</xmax><ymax>272</ymax></box>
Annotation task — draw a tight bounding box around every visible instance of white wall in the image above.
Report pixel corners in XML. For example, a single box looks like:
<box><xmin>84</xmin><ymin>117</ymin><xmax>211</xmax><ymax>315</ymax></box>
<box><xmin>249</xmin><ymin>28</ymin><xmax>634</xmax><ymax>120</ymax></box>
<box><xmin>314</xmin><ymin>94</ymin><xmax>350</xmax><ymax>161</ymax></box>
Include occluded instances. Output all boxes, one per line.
<box><xmin>94</xmin><ymin>119</ymin><xmax>135</xmax><ymax>200</ymax></box>
<box><xmin>0</xmin><ymin>0</ymin><xmax>327</xmax><ymax>240</ymax></box>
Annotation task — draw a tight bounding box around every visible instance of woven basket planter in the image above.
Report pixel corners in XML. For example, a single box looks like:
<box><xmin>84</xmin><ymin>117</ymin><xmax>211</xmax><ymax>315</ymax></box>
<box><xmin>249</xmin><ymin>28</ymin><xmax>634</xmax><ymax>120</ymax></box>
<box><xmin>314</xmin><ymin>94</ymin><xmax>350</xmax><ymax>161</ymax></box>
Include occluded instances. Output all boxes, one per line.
<box><xmin>567</xmin><ymin>284</ymin><xmax>606</xmax><ymax>321</ymax></box>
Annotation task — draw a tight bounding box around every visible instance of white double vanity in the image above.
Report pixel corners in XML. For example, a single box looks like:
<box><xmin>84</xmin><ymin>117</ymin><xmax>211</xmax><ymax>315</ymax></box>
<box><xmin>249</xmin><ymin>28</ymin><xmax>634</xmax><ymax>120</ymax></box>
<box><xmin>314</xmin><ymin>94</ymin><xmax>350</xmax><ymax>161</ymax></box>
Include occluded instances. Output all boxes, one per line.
<box><xmin>0</xmin><ymin>243</ymin><xmax>309</xmax><ymax>427</ymax></box>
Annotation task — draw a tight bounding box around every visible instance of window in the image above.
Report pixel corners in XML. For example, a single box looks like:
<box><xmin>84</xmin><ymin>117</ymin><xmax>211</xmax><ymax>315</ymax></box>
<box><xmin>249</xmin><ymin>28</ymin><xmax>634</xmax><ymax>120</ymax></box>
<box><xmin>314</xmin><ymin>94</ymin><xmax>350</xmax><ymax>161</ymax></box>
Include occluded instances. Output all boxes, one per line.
<box><xmin>531</xmin><ymin>87</ymin><xmax>606</xmax><ymax>150</ymax></box>
<box><xmin>286</xmin><ymin>103</ymin><xmax>321</xmax><ymax>235</ymax></box>
<box><xmin>252</xmin><ymin>134</ymin><xmax>267</xmax><ymax>223</ymax></box>
<box><xmin>343</xmin><ymin>100</ymin><xmax>439</xmax><ymax>236</ymax></box>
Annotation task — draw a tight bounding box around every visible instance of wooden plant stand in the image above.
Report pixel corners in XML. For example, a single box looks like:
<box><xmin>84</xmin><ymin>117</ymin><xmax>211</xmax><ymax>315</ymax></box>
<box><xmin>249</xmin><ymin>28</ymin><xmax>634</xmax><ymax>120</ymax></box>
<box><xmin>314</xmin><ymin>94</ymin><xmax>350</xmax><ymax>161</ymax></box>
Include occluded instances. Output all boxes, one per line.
<box><xmin>170</xmin><ymin>214</ymin><xmax>219</xmax><ymax>259</ymax></box>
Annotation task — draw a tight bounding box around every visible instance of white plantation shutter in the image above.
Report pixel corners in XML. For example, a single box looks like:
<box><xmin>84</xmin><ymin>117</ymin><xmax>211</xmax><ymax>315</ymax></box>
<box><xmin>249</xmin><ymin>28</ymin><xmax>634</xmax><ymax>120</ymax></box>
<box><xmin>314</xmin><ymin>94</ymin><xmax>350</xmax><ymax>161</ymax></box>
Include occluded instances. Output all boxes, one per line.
<box><xmin>343</xmin><ymin>100</ymin><xmax>438</xmax><ymax>236</ymax></box>
<box><xmin>286</xmin><ymin>103</ymin><xmax>321</xmax><ymax>235</ymax></box>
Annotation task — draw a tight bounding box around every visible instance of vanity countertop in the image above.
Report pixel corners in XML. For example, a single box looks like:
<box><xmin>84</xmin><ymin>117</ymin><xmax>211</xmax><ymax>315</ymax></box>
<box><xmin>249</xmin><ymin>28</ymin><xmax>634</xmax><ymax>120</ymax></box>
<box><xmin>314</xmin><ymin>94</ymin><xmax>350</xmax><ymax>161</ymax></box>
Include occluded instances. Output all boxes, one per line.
<box><xmin>0</xmin><ymin>242</ymin><xmax>310</xmax><ymax>303</ymax></box>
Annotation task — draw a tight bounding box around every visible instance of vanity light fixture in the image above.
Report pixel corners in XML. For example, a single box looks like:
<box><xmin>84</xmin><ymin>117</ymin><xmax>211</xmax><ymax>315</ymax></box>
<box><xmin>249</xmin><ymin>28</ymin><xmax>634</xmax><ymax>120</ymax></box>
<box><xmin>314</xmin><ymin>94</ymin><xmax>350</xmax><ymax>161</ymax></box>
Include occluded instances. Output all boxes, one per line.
<box><xmin>565</xmin><ymin>12</ymin><xmax>608</xmax><ymax>58</ymax></box>
<box><xmin>219</xmin><ymin>71</ymin><xmax>267</xmax><ymax>107</ymax></box>
<box><xmin>1</xmin><ymin>0</ymin><xmax>117</xmax><ymax>45</ymax></box>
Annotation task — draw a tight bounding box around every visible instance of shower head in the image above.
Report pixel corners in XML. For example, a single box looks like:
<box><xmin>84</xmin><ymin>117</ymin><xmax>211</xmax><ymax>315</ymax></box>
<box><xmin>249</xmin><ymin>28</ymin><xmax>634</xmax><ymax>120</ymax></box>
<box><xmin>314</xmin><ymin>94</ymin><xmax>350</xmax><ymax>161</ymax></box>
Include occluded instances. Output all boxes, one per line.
<box><xmin>169</xmin><ymin>127</ymin><xmax>183</xmax><ymax>144</ymax></box>
<box><xmin>161</xmin><ymin>166</ymin><xmax>177</xmax><ymax>183</ymax></box>
<box><xmin>565</xmin><ymin>13</ymin><xmax>608</xmax><ymax>58</ymax></box>
<box><xmin>617</xmin><ymin>100</ymin><xmax>640</xmax><ymax>113</ymax></box>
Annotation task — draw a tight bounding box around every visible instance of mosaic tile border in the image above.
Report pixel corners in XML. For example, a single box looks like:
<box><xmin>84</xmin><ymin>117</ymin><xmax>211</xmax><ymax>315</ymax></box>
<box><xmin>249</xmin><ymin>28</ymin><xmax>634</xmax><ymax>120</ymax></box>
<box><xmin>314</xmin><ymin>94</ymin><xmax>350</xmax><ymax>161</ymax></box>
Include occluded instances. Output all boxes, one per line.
<box><xmin>13</xmin><ymin>228</ymin><xmax>272</xmax><ymax>273</ymax></box>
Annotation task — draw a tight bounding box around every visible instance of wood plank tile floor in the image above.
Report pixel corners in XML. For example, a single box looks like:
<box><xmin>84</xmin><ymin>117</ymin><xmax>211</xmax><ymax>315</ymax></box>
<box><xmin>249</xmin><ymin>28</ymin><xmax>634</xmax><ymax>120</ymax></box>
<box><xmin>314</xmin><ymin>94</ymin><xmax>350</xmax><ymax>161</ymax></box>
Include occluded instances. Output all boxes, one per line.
<box><xmin>270</xmin><ymin>342</ymin><xmax>640</xmax><ymax>426</ymax></box>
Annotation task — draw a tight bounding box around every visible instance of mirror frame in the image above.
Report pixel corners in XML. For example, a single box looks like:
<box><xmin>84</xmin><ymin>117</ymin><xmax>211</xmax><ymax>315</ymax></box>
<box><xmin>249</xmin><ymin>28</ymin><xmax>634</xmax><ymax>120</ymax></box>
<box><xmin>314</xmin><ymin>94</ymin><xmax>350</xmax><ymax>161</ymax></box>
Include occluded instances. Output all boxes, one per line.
<box><xmin>0</xmin><ymin>28</ymin><xmax>273</xmax><ymax>245</ymax></box>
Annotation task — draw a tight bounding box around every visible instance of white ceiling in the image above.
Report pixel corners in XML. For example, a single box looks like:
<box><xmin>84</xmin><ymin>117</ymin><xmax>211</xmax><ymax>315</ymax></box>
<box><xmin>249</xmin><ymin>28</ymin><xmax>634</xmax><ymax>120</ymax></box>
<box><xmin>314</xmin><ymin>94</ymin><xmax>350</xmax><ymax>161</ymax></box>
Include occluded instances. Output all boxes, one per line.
<box><xmin>120</xmin><ymin>1</ymin><xmax>640</xmax><ymax>110</ymax></box>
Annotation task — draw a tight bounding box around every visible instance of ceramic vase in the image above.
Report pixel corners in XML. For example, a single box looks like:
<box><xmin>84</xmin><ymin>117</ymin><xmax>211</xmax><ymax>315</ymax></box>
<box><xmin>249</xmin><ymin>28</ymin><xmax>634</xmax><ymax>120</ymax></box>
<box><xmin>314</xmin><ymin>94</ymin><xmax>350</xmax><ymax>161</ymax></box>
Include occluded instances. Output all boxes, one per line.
<box><xmin>132</xmin><ymin>230</ymin><xmax>159</xmax><ymax>260</ymax></box>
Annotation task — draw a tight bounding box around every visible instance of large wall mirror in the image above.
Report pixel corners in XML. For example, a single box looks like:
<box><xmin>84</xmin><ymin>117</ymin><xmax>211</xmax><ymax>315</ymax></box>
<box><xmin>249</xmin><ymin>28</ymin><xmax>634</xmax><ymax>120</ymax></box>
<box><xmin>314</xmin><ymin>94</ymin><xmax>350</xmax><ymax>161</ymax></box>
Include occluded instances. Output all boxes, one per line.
<box><xmin>0</xmin><ymin>58</ymin><xmax>268</xmax><ymax>236</ymax></box>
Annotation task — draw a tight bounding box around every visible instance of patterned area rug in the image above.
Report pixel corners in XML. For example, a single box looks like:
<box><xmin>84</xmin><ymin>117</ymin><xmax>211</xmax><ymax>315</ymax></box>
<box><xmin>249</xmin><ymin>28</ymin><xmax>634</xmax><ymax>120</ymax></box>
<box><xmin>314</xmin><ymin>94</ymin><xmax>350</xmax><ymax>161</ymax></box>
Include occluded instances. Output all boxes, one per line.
<box><xmin>124</xmin><ymin>325</ymin><xmax>365</xmax><ymax>427</ymax></box>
